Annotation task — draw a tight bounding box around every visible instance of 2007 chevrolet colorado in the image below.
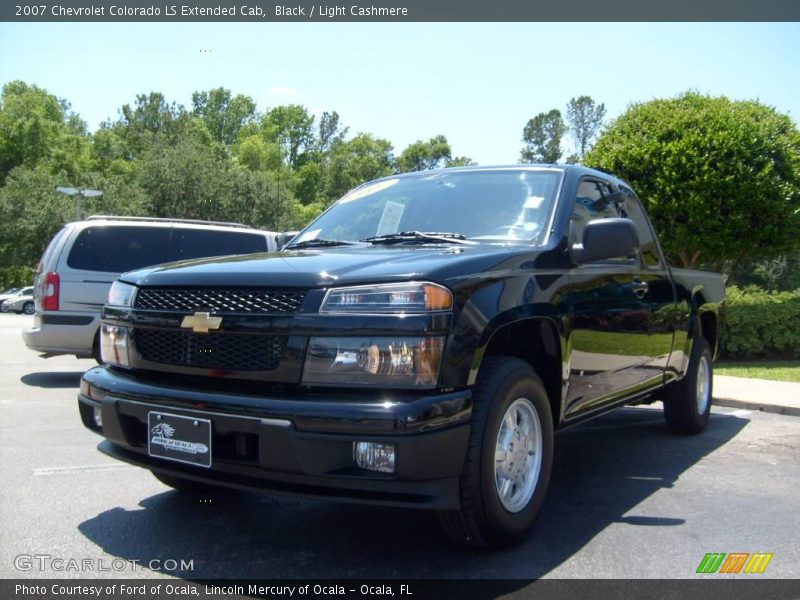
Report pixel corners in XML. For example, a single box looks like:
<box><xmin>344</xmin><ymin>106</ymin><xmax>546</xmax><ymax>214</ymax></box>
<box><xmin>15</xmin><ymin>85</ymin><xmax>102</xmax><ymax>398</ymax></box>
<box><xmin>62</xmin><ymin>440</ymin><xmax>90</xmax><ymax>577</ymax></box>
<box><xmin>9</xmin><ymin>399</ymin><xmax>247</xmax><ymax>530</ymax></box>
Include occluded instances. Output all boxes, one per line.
<box><xmin>78</xmin><ymin>165</ymin><xmax>725</xmax><ymax>547</ymax></box>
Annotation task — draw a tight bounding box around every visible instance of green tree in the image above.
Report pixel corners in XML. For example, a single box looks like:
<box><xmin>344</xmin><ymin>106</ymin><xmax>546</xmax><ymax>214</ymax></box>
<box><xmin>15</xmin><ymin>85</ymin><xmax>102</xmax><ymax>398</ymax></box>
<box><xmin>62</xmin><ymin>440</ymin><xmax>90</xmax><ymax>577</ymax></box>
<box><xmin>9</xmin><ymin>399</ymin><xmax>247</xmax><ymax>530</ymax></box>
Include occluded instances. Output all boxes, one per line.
<box><xmin>0</xmin><ymin>81</ymin><xmax>89</xmax><ymax>183</ymax></box>
<box><xmin>324</xmin><ymin>133</ymin><xmax>395</xmax><ymax>201</ymax></box>
<box><xmin>135</xmin><ymin>132</ymin><xmax>298</xmax><ymax>228</ymax></box>
<box><xmin>566</xmin><ymin>95</ymin><xmax>606</xmax><ymax>159</ymax></box>
<box><xmin>729</xmin><ymin>252</ymin><xmax>800</xmax><ymax>292</ymax></box>
<box><xmin>293</xmin><ymin>161</ymin><xmax>322</xmax><ymax>205</ymax></box>
<box><xmin>585</xmin><ymin>92</ymin><xmax>800</xmax><ymax>269</ymax></box>
<box><xmin>262</xmin><ymin>105</ymin><xmax>316</xmax><ymax>168</ymax></box>
<box><xmin>397</xmin><ymin>135</ymin><xmax>451</xmax><ymax>172</ymax></box>
<box><xmin>192</xmin><ymin>87</ymin><xmax>257</xmax><ymax>147</ymax></box>
<box><xmin>0</xmin><ymin>80</ymin><xmax>483</xmax><ymax>264</ymax></box>
<box><xmin>136</xmin><ymin>136</ymin><xmax>227</xmax><ymax>220</ymax></box>
<box><xmin>226</xmin><ymin>168</ymin><xmax>299</xmax><ymax>231</ymax></box>
<box><xmin>521</xmin><ymin>110</ymin><xmax>565</xmax><ymax>163</ymax></box>
<box><xmin>234</xmin><ymin>134</ymin><xmax>283</xmax><ymax>172</ymax></box>
<box><xmin>120</xmin><ymin>92</ymin><xmax>185</xmax><ymax>134</ymax></box>
<box><xmin>446</xmin><ymin>156</ymin><xmax>476</xmax><ymax>167</ymax></box>
<box><xmin>317</xmin><ymin>111</ymin><xmax>348</xmax><ymax>154</ymax></box>
<box><xmin>115</xmin><ymin>92</ymin><xmax>191</xmax><ymax>156</ymax></box>
<box><xmin>0</xmin><ymin>166</ymin><xmax>66</xmax><ymax>266</ymax></box>
<box><xmin>0</xmin><ymin>165</ymin><xmax>148</xmax><ymax>268</ymax></box>
<box><xmin>90</xmin><ymin>126</ymin><xmax>134</xmax><ymax>175</ymax></box>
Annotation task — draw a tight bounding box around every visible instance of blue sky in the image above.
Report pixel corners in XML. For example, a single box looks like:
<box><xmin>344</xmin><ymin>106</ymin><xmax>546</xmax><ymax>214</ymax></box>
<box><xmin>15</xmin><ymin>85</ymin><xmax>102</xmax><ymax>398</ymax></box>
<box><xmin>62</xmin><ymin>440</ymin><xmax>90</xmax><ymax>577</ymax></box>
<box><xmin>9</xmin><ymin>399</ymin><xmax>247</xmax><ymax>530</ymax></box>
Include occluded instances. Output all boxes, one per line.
<box><xmin>1</xmin><ymin>22</ymin><xmax>798</xmax><ymax>164</ymax></box>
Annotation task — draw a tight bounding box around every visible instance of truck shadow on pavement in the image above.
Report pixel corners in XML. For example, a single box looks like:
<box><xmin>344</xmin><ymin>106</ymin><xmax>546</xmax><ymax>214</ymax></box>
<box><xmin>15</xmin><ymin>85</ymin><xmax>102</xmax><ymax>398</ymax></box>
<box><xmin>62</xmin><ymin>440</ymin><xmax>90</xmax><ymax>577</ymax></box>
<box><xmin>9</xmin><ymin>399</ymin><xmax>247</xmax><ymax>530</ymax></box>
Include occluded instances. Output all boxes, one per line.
<box><xmin>77</xmin><ymin>407</ymin><xmax>748</xmax><ymax>579</ymax></box>
<box><xmin>21</xmin><ymin>371</ymin><xmax>86</xmax><ymax>388</ymax></box>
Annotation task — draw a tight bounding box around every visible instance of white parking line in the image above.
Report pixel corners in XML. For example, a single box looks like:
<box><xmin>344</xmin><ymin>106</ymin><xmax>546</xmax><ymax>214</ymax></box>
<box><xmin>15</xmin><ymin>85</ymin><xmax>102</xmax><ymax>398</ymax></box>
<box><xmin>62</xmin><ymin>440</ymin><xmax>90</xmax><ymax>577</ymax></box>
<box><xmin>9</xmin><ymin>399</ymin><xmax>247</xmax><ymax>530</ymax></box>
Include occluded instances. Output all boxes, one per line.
<box><xmin>33</xmin><ymin>464</ymin><xmax>137</xmax><ymax>476</ymax></box>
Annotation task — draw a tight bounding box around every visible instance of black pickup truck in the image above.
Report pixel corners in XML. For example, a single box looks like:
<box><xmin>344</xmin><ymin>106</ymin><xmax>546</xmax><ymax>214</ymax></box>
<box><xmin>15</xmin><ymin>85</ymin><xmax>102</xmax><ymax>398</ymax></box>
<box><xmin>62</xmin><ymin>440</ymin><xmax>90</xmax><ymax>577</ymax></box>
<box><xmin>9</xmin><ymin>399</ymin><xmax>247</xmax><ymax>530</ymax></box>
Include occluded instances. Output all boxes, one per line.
<box><xmin>79</xmin><ymin>165</ymin><xmax>725</xmax><ymax>548</ymax></box>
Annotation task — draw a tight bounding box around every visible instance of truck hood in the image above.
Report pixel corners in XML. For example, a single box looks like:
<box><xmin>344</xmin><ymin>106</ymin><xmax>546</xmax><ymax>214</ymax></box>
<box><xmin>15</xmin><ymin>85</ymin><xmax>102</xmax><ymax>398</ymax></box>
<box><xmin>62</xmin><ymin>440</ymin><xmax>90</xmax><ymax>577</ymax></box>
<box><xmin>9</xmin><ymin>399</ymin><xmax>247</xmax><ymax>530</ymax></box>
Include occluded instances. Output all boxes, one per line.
<box><xmin>120</xmin><ymin>244</ymin><xmax>538</xmax><ymax>288</ymax></box>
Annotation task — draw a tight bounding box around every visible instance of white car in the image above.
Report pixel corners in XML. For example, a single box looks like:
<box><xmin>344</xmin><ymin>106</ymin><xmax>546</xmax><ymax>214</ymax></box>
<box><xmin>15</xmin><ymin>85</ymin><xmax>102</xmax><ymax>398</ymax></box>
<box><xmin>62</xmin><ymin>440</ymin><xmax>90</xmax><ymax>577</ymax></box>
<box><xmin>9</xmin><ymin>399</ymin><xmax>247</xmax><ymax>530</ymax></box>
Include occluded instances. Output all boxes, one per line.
<box><xmin>0</xmin><ymin>287</ymin><xmax>21</xmax><ymax>305</ymax></box>
<box><xmin>1</xmin><ymin>286</ymin><xmax>34</xmax><ymax>314</ymax></box>
<box><xmin>23</xmin><ymin>216</ymin><xmax>281</xmax><ymax>361</ymax></box>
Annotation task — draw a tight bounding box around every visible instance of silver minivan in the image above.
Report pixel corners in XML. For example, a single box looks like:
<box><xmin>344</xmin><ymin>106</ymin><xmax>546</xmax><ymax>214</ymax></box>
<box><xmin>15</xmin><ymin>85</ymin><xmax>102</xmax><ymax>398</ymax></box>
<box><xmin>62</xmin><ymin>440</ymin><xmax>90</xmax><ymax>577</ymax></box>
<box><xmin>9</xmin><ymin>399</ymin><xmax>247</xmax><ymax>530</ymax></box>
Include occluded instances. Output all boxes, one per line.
<box><xmin>23</xmin><ymin>216</ymin><xmax>280</xmax><ymax>360</ymax></box>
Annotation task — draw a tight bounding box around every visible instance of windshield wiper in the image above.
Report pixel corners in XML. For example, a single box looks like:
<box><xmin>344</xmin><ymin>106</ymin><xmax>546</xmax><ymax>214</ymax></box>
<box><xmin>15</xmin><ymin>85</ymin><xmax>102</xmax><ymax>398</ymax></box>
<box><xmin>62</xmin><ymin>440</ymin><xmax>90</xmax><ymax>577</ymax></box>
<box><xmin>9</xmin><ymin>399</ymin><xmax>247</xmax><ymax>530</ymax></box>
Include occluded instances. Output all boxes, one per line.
<box><xmin>285</xmin><ymin>238</ymin><xmax>360</xmax><ymax>249</ymax></box>
<box><xmin>361</xmin><ymin>231</ymin><xmax>474</xmax><ymax>245</ymax></box>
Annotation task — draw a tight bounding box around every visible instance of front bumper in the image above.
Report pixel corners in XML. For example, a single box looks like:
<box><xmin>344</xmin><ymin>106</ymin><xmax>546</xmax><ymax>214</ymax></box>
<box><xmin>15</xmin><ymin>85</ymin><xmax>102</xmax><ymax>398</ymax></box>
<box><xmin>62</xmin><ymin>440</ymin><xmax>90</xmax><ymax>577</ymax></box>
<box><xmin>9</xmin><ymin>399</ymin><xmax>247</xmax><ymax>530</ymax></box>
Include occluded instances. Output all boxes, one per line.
<box><xmin>79</xmin><ymin>366</ymin><xmax>472</xmax><ymax>509</ymax></box>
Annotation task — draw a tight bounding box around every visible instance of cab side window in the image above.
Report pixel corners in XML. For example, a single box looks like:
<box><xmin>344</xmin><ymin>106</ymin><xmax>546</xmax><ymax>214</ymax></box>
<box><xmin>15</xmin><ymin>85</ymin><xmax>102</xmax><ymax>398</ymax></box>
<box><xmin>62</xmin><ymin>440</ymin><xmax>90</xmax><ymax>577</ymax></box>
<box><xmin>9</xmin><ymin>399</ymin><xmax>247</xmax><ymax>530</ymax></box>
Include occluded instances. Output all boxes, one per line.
<box><xmin>569</xmin><ymin>179</ymin><xmax>620</xmax><ymax>247</ymax></box>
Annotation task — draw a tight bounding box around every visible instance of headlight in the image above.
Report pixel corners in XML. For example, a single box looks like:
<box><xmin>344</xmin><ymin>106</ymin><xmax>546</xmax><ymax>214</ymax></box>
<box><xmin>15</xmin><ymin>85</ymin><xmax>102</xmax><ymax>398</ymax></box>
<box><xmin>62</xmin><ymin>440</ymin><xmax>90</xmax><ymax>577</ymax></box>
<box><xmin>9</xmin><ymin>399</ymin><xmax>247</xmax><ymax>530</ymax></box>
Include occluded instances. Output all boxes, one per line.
<box><xmin>100</xmin><ymin>324</ymin><xmax>131</xmax><ymax>368</ymax></box>
<box><xmin>302</xmin><ymin>336</ymin><xmax>444</xmax><ymax>388</ymax></box>
<box><xmin>107</xmin><ymin>281</ymin><xmax>137</xmax><ymax>307</ymax></box>
<box><xmin>320</xmin><ymin>282</ymin><xmax>452</xmax><ymax>314</ymax></box>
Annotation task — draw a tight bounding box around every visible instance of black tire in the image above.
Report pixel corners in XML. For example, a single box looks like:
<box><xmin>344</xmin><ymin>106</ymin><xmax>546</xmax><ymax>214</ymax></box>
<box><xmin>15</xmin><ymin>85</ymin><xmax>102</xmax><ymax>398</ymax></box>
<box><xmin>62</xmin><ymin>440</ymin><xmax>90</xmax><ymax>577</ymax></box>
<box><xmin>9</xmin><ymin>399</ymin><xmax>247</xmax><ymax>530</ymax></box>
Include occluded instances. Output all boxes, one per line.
<box><xmin>0</xmin><ymin>302</ymin><xmax>9</xmax><ymax>313</ymax></box>
<box><xmin>152</xmin><ymin>471</ymin><xmax>226</xmax><ymax>495</ymax></box>
<box><xmin>22</xmin><ymin>301</ymin><xmax>35</xmax><ymax>315</ymax></box>
<box><xmin>663</xmin><ymin>336</ymin><xmax>713</xmax><ymax>435</ymax></box>
<box><xmin>438</xmin><ymin>356</ymin><xmax>554</xmax><ymax>549</ymax></box>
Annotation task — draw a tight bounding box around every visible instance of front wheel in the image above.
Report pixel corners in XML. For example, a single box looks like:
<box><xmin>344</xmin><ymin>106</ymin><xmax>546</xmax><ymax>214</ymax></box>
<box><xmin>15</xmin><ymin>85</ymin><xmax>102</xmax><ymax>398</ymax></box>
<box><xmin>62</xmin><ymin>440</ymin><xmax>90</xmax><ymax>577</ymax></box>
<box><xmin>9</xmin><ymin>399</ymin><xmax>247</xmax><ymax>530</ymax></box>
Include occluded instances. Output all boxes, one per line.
<box><xmin>0</xmin><ymin>302</ymin><xmax>9</xmax><ymax>313</ymax></box>
<box><xmin>438</xmin><ymin>356</ymin><xmax>554</xmax><ymax>548</ymax></box>
<box><xmin>663</xmin><ymin>337</ymin><xmax>713</xmax><ymax>435</ymax></box>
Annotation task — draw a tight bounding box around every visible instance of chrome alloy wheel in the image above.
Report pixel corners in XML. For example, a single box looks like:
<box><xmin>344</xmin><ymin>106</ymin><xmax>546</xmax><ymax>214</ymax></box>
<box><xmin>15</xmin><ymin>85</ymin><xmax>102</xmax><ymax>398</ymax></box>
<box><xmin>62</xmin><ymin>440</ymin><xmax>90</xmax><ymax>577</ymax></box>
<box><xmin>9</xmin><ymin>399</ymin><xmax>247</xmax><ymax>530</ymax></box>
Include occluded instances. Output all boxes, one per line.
<box><xmin>696</xmin><ymin>355</ymin><xmax>711</xmax><ymax>414</ymax></box>
<box><xmin>494</xmin><ymin>397</ymin><xmax>543</xmax><ymax>513</ymax></box>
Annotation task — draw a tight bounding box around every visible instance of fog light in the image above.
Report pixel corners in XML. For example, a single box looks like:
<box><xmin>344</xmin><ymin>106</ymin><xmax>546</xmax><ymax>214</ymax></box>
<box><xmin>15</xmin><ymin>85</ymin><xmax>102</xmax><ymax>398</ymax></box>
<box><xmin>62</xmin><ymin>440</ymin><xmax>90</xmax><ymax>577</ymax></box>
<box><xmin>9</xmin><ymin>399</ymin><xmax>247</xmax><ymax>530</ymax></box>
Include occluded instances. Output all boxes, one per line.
<box><xmin>93</xmin><ymin>406</ymin><xmax>103</xmax><ymax>428</ymax></box>
<box><xmin>353</xmin><ymin>442</ymin><xmax>396</xmax><ymax>474</ymax></box>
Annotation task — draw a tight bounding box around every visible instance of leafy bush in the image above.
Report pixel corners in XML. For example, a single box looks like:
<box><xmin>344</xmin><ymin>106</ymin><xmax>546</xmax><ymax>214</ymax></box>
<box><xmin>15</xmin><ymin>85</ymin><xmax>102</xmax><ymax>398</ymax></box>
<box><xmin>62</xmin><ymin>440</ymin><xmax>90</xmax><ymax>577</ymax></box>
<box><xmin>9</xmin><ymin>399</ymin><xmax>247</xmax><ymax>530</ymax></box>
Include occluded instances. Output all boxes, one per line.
<box><xmin>721</xmin><ymin>286</ymin><xmax>800</xmax><ymax>359</ymax></box>
<box><xmin>0</xmin><ymin>265</ymin><xmax>33</xmax><ymax>289</ymax></box>
<box><xmin>585</xmin><ymin>92</ymin><xmax>800</xmax><ymax>270</ymax></box>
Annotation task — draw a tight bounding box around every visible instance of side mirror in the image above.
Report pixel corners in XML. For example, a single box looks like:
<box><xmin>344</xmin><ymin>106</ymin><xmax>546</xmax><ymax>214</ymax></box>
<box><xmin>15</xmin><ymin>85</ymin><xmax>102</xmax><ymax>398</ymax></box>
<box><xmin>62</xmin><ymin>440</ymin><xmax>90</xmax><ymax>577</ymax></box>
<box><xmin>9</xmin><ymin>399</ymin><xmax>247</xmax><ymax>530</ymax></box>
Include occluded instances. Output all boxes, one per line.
<box><xmin>276</xmin><ymin>231</ymin><xmax>299</xmax><ymax>250</ymax></box>
<box><xmin>571</xmin><ymin>218</ymin><xmax>638</xmax><ymax>263</ymax></box>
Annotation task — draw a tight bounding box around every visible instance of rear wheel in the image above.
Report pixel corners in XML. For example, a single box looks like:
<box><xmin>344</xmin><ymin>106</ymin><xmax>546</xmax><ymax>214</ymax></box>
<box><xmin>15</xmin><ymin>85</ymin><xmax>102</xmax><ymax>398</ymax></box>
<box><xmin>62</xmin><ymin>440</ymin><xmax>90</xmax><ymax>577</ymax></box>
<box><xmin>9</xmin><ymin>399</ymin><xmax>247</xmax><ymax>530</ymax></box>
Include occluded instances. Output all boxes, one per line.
<box><xmin>438</xmin><ymin>356</ymin><xmax>554</xmax><ymax>548</ymax></box>
<box><xmin>663</xmin><ymin>336</ymin><xmax>713</xmax><ymax>435</ymax></box>
<box><xmin>22</xmin><ymin>301</ymin><xmax>35</xmax><ymax>315</ymax></box>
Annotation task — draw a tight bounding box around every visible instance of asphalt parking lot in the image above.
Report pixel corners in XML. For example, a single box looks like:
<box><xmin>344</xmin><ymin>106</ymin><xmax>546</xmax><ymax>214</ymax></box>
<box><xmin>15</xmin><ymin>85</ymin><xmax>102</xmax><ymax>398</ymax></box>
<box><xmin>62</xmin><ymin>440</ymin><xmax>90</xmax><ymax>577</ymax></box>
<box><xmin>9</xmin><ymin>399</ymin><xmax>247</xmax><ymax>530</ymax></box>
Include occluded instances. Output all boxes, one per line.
<box><xmin>1</xmin><ymin>312</ymin><xmax>799</xmax><ymax>581</ymax></box>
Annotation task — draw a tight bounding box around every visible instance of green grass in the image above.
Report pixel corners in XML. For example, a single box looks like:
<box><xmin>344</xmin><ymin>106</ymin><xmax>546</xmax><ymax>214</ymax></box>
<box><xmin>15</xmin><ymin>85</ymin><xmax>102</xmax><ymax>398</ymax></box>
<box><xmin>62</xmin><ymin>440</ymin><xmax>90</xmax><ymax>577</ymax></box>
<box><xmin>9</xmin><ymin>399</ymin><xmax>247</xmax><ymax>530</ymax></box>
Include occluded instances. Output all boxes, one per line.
<box><xmin>715</xmin><ymin>360</ymin><xmax>800</xmax><ymax>383</ymax></box>
<box><xmin>571</xmin><ymin>329</ymin><xmax>663</xmax><ymax>356</ymax></box>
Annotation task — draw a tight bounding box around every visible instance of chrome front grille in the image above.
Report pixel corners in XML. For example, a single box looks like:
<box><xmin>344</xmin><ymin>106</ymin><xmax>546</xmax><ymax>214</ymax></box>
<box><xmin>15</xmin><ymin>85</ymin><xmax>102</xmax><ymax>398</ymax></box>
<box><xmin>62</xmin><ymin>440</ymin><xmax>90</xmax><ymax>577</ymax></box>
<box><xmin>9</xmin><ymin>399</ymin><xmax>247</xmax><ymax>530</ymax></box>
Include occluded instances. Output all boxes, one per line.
<box><xmin>135</xmin><ymin>288</ymin><xmax>306</xmax><ymax>314</ymax></box>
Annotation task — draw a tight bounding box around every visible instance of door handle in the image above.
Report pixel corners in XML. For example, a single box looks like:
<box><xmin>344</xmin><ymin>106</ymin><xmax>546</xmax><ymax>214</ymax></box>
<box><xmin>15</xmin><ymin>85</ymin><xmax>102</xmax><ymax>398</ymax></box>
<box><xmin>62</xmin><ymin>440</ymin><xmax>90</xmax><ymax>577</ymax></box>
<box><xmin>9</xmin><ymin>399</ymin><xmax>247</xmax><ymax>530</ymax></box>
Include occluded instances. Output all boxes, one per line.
<box><xmin>631</xmin><ymin>278</ymin><xmax>649</xmax><ymax>298</ymax></box>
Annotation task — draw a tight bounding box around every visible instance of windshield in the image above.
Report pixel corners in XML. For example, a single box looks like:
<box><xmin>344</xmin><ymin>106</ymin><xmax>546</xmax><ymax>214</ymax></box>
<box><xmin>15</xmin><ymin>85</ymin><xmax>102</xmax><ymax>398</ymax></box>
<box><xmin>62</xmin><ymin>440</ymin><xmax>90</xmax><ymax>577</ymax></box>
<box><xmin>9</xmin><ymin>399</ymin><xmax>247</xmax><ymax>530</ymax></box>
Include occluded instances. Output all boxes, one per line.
<box><xmin>292</xmin><ymin>169</ymin><xmax>562</xmax><ymax>246</ymax></box>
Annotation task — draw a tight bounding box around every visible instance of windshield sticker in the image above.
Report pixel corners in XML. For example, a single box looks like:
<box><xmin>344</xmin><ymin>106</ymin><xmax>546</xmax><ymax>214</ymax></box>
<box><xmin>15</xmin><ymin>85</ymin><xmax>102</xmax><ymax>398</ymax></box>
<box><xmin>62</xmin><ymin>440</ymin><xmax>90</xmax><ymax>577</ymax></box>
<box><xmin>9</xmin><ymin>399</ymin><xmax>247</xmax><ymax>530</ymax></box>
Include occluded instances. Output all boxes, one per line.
<box><xmin>339</xmin><ymin>178</ymin><xmax>399</xmax><ymax>204</ymax></box>
<box><xmin>523</xmin><ymin>195</ymin><xmax>546</xmax><ymax>209</ymax></box>
<box><xmin>295</xmin><ymin>228</ymin><xmax>321</xmax><ymax>243</ymax></box>
<box><xmin>376</xmin><ymin>201</ymin><xmax>406</xmax><ymax>236</ymax></box>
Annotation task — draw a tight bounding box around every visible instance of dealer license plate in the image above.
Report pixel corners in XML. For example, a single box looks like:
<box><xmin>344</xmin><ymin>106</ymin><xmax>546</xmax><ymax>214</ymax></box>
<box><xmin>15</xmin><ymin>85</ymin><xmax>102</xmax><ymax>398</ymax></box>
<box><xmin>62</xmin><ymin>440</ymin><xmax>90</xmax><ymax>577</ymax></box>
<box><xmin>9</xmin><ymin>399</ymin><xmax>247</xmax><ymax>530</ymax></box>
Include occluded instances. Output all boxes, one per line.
<box><xmin>147</xmin><ymin>411</ymin><xmax>212</xmax><ymax>468</ymax></box>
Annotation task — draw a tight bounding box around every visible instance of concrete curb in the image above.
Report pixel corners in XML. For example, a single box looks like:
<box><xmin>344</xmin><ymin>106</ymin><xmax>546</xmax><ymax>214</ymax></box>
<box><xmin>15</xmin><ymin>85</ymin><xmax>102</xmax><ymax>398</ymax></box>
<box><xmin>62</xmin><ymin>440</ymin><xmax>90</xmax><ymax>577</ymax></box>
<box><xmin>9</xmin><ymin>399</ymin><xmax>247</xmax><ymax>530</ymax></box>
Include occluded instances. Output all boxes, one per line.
<box><xmin>712</xmin><ymin>375</ymin><xmax>800</xmax><ymax>418</ymax></box>
<box><xmin>713</xmin><ymin>396</ymin><xmax>800</xmax><ymax>417</ymax></box>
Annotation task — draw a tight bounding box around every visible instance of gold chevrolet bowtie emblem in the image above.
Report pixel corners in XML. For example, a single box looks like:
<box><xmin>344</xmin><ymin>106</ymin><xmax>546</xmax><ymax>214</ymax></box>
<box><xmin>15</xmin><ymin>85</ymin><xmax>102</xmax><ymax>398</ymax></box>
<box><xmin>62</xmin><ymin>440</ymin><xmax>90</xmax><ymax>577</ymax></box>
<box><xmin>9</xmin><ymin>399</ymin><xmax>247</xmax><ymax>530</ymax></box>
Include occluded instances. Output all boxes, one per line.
<box><xmin>181</xmin><ymin>312</ymin><xmax>222</xmax><ymax>334</ymax></box>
